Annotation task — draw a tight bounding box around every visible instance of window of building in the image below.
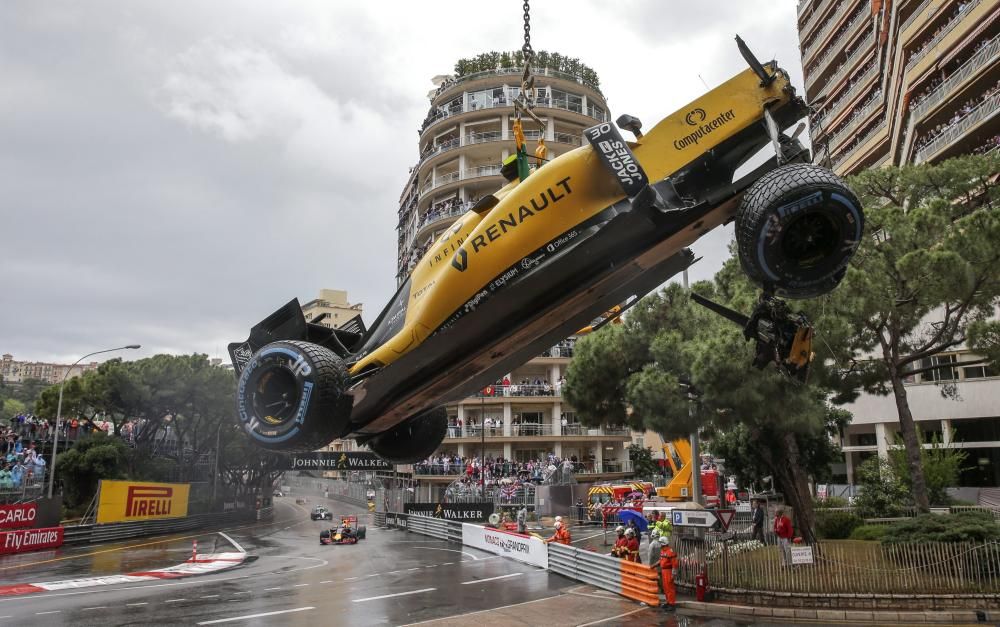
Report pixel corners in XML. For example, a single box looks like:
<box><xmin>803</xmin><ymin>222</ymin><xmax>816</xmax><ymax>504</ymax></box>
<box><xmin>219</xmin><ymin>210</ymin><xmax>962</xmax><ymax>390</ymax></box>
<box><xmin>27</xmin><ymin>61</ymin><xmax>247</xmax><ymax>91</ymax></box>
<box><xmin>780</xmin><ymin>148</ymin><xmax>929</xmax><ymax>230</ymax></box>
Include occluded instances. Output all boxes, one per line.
<box><xmin>963</xmin><ymin>361</ymin><xmax>999</xmax><ymax>379</ymax></box>
<box><xmin>853</xmin><ymin>432</ymin><xmax>877</xmax><ymax>446</ymax></box>
<box><xmin>550</xmin><ymin>88</ymin><xmax>582</xmax><ymax>113</ymax></box>
<box><xmin>951</xmin><ymin>417</ymin><xmax>1000</xmax><ymax>443</ymax></box>
<box><xmin>920</xmin><ymin>354</ymin><xmax>957</xmax><ymax>382</ymax></box>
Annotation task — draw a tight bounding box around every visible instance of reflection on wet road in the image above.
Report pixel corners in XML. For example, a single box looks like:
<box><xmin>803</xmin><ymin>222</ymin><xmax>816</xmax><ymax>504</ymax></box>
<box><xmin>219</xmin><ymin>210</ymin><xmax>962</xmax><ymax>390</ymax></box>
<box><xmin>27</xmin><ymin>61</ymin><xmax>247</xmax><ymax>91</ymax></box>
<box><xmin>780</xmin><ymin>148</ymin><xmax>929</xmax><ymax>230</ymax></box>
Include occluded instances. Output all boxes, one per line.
<box><xmin>0</xmin><ymin>492</ymin><xmax>769</xmax><ymax>626</ymax></box>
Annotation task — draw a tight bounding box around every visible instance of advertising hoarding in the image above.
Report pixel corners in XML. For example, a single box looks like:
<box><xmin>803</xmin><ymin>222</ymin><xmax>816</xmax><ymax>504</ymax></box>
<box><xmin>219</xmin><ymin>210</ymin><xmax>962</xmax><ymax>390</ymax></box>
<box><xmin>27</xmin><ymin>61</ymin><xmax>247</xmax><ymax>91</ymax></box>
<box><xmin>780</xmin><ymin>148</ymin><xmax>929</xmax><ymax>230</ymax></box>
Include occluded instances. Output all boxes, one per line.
<box><xmin>96</xmin><ymin>480</ymin><xmax>190</xmax><ymax>524</ymax></box>
<box><xmin>461</xmin><ymin>524</ymin><xmax>548</xmax><ymax>569</ymax></box>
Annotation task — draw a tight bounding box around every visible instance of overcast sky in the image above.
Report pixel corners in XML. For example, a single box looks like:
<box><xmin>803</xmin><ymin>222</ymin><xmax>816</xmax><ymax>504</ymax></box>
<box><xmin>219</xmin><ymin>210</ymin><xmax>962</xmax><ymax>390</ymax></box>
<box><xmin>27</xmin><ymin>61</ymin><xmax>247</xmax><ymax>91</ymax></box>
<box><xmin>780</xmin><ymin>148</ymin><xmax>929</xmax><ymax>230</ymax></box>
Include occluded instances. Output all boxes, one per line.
<box><xmin>2</xmin><ymin>1</ymin><xmax>804</xmax><ymax>364</ymax></box>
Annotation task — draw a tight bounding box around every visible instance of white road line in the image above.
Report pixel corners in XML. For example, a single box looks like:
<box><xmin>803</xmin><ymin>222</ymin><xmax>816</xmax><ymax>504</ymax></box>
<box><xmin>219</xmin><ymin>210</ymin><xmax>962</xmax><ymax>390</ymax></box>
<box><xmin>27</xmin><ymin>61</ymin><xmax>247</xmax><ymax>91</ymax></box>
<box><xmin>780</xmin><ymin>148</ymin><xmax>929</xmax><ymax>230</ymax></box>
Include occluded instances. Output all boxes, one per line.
<box><xmin>165</xmin><ymin>599</ymin><xmax>187</xmax><ymax>603</ymax></box>
<box><xmin>263</xmin><ymin>587</ymin><xmax>282</xmax><ymax>591</ymax></box>
<box><xmin>200</xmin><ymin>595</ymin><xmax>219</xmax><ymax>599</ymax></box>
<box><xmin>36</xmin><ymin>610</ymin><xmax>61</xmax><ymax>615</ymax></box>
<box><xmin>126</xmin><ymin>602</ymin><xmax>148</xmax><ymax>606</ymax></box>
<box><xmin>352</xmin><ymin>588</ymin><xmax>435</xmax><ymax>603</ymax></box>
<box><xmin>0</xmin><ymin>556</ymin><xmax>329</xmax><ymax>605</ymax></box>
<box><xmin>82</xmin><ymin>606</ymin><xmax>108</xmax><ymax>611</ymax></box>
<box><xmin>0</xmin><ymin>616</ymin><xmax>11</xmax><ymax>619</ymax></box>
<box><xmin>460</xmin><ymin>572</ymin><xmax>523</xmax><ymax>585</ymax></box>
<box><xmin>407</xmin><ymin>567</ymin><xmax>421</xmax><ymax>571</ymax></box>
<box><xmin>197</xmin><ymin>606</ymin><xmax>316</xmax><ymax>625</ymax></box>
<box><xmin>398</xmin><ymin>594</ymin><xmax>559</xmax><ymax>626</ymax></box>
<box><xmin>232</xmin><ymin>591</ymin><xmax>251</xmax><ymax>595</ymax></box>
<box><xmin>319</xmin><ymin>580</ymin><xmax>333</xmax><ymax>584</ymax></box>
<box><xmin>344</xmin><ymin>577</ymin><xmax>358</xmax><ymax>581</ymax></box>
<box><xmin>292</xmin><ymin>583</ymin><xmax>309</xmax><ymax>587</ymax></box>
<box><xmin>571</xmin><ymin>532</ymin><xmax>606</xmax><ymax>544</ymax></box>
<box><xmin>575</xmin><ymin>607</ymin><xmax>650</xmax><ymax>627</ymax></box>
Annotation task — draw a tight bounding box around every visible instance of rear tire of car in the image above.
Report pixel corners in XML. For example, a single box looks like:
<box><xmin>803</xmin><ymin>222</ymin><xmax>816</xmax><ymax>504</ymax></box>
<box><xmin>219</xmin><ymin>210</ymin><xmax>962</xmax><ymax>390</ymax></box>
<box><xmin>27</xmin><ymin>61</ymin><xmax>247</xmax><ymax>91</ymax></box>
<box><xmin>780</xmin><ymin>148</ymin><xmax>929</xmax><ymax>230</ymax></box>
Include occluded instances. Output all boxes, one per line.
<box><xmin>367</xmin><ymin>407</ymin><xmax>448</xmax><ymax>464</ymax></box>
<box><xmin>357</xmin><ymin>525</ymin><xmax>366</xmax><ymax>540</ymax></box>
<box><xmin>735</xmin><ymin>163</ymin><xmax>864</xmax><ymax>299</ymax></box>
<box><xmin>235</xmin><ymin>340</ymin><xmax>353</xmax><ymax>452</ymax></box>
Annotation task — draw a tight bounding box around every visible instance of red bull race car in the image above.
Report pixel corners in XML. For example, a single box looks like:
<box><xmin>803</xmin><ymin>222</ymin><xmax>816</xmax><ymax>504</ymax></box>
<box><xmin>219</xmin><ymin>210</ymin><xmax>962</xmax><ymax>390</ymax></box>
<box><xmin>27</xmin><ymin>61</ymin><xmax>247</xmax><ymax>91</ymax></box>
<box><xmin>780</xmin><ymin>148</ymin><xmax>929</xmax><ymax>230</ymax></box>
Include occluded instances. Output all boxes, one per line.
<box><xmin>228</xmin><ymin>38</ymin><xmax>864</xmax><ymax>462</ymax></box>
<box><xmin>320</xmin><ymin>516</ymin><xmax>367</xmax><ymax>545</ymax></box>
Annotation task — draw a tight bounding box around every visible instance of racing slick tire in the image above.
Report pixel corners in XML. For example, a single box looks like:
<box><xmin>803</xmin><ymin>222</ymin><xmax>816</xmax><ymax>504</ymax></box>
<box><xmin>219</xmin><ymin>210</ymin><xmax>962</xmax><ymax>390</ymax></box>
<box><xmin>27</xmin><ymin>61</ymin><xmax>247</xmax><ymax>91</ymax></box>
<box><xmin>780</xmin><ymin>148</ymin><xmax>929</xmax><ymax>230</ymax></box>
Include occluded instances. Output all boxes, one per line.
<box><xmin>735</xmin><ymin>163</ymin><xmax>864</xmax><ymax>299</ymax></box>
<box><xmin>357</xmin><ymin>525</ymin><xmax>366</xmax><ymax>540</ymax></box>
<box><xmin>236</xmin><ymin>340</ymin><xmax>353</xmax><ymax>452</ymax></box>
<box><xmin>367</xmin><ymin>407</ymin><xmax>448</xmax><ymax>465</ymax></box>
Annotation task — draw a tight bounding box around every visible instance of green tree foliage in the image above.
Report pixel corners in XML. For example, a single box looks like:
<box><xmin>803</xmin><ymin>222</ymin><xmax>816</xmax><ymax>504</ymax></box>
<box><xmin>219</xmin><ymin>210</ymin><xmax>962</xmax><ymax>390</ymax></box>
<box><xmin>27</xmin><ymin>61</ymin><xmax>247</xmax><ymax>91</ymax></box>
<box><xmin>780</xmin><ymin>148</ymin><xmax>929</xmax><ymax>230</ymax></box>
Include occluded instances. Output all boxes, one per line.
<box><xmin>57</xmin><ymin>433</ymin><xmax>130</xmax><ymax>510</ymax></box>
<box><xmin>0</xmin><ymin>378</ymin><xmax>47</xmax><ymax>418</ymax></box>
<box><xmin>30</xmin><ymin>353</ymin><xmax>281</xmax><ymax>504</ymax></box>
<box><xmin>822</xmin><ymin>153</ymin><xmax>1000</xmax><ymax>511</ymax></box>
<box><xmin>889</xmin><ymin>431</ymin><xmax>967</xmax><ymax>507</ymax></box>
<box><xmin>565</xmin><ymin>262</ymin><xmax>851</xmax><ymax>541</ymax></box>
<box><xmin>849</xmin><ymin>524</ymin><xmax>888</xmax><ymax>541</ymax></box>
<box><xmin>814</xmin><ymin>510</ymin><xmax>862</xmax><ymax>539</ymax></box>
<box><xmin>882</xmin><ymin>510</ymin><xmax>1000</xmax><ymax>544</ymax></box>
<box><xmin>627</xmin><ymin>444</ymin><xmax>661</xmax><ymax>480</ymax></box>
<box><xmin>451</xmin><ymin>50</ymin><xmax>601</xmax><ymax>91</ymax></box>
<box><xmin>854</xmin><ymin>457</ymin><xmax>910</xmax><ymax>518</ymax></box>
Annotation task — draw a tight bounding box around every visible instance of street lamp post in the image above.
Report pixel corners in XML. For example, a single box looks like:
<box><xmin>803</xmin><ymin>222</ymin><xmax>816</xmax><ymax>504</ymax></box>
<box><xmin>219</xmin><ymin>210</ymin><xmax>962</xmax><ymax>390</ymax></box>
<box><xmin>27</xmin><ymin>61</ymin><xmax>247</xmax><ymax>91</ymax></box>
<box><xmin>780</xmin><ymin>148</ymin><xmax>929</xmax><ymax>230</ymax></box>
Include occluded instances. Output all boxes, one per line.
<box><xmin>48</xmin><ymin>344</ymin><xmax>141</xmax><ymax>499</ymax></box>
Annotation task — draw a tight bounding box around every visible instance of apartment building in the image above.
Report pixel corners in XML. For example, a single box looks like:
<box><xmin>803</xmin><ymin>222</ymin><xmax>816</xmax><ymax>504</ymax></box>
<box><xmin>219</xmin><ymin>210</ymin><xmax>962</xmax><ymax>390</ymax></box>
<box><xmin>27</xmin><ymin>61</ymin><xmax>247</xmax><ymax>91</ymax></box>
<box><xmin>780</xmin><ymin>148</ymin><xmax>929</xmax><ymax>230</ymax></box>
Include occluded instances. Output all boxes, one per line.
<box><xmin>798</xmin><ymin>0</ymin><xmax>1000</xmax><ymax>491</ymax></box>
<box><xmin>0</xmin><ymin>354</ymin><xmax>98</xmax><ymax>385</ymax></box>
<box><xmin>799</xmin><ymin>0</ymin><xmax>999</xmax><ymax>175</ymax></box>
<box><xmin>300</xmin><ymin>288</ymin><xmax>363</xmax><ymax>330</ymax></box>
<box><xmin>394</xmin><ymin>52</ymin><xmax>636</xmax><ymax>486</ymax></box>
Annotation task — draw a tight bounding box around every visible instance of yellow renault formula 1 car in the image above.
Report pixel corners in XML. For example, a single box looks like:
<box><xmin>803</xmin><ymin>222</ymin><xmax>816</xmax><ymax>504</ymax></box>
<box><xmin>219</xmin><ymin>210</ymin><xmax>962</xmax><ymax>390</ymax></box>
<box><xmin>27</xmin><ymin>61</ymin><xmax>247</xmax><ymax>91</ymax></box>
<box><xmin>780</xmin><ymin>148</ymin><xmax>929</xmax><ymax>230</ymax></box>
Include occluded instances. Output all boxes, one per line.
<box><xmin>228</xmin><ymin>39</ymin><xmax>864</xmax><ymax>460</ymax></box>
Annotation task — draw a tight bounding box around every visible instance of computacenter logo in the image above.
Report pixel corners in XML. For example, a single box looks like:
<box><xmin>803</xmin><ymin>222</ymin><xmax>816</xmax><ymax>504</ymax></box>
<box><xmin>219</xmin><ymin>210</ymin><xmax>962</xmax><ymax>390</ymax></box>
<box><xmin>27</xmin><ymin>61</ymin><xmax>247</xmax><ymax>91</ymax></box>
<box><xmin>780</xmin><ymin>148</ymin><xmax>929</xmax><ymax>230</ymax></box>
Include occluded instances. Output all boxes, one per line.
<box><xmin>685</xmin><ymin>108</ymin><xmax>707</xmax><ymax>126</ymax></box>
<box><xmin>674</xmin><ymin>109</ymin><xmax>736</xmax><ymax>150</ymax></box>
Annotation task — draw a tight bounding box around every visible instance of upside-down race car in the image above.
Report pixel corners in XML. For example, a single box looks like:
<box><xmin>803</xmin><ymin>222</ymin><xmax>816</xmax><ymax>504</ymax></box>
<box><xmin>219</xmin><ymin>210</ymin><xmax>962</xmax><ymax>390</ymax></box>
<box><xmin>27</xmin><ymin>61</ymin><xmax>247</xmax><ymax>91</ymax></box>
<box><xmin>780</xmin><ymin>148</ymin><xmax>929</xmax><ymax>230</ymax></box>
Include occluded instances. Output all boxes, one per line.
<box><xmin>320</xmin><ymin>516</ymin><xmax>367</xmax><ymax>545</ymax></box>
<box><xmin>228</xmin><ymin>38</ymin><xmax>864</xmax><ymax>460</ymax></box>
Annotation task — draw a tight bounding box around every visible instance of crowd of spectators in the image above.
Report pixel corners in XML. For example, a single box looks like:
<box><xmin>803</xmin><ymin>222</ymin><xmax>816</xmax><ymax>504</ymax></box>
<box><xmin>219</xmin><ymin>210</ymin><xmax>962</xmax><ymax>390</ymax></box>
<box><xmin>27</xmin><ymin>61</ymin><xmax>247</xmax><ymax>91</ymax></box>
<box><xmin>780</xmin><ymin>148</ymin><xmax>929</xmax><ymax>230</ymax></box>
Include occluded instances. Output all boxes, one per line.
<box><xmin>910</xmin><ymin>36</ymin><xmax>998</xmax><ymax>110</ymax></box>
<box><xmin>972</xmin><ymin>134</ymin><xmax>1000</xmax><ymax>155</ymax></box>
<box><xmin>0</xmin><ymin>432</ymin><xmax>47</xmax><ymax>491</ymax></box>
<box><xmin>5</xmin><ymin>413</ymin><xmax>111</xmax><ymax>443</ymax></box>
<box><xmin>414</xmin><ymin>453</ymin><xmax>585</xmax><ymax>483</ymax></box>
<box><xmin>805</xmin><ymin>3</ymin><xmax>869</xmax><ymax>74</ymax></box>
<box><xmin>906</xmin><ymin>1</ymin><xmax>976</xmax><ymax>68</ymax></box>
<box><xmin>913</xmin><ymin>80</ymin><xmax>1000</xmax><ymax>153</ymax></box>
<box><xmin>812</xmin><ymin>59</ymin><xmax>877</xmax><ymax>130</ymax></box>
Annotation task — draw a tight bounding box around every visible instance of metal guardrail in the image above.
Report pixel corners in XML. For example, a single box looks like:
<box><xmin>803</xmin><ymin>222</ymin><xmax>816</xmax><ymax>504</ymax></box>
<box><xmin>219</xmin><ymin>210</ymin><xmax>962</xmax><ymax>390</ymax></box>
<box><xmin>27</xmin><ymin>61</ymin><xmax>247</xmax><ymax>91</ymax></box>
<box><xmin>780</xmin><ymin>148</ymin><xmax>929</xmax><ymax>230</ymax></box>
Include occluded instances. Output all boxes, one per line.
<box><xmin>910</xmin><ymin>35</ymin><xmax>1000</xmax><ymax>121</ymax></box>
<box><xmin>62</xmin><ymin>508</ymin><xmax>265</xmax><ymax>545</ymax></box>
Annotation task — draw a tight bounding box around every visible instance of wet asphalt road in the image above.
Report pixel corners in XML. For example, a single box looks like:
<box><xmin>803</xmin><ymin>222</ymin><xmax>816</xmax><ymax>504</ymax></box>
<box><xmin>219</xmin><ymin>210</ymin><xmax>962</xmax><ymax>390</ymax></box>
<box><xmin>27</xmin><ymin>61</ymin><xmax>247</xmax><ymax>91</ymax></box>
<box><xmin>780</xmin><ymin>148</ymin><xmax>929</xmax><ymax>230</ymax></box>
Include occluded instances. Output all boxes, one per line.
<box><xmin>0</xmin><ymin>495</ymin><xmax>769</xmax><ymax>626</ymax></box>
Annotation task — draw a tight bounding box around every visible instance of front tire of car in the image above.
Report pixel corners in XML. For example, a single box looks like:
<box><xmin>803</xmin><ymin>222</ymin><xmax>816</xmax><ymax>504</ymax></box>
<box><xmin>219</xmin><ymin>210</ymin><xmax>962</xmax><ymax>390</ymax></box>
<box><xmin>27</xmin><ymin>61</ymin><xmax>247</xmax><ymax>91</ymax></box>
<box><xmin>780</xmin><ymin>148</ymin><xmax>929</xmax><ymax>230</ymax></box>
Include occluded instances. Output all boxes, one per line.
<box><xmin>235</xmin><ymin>340</ymin><xmax>353</xmax><ymax>452</ymax></box>
<box><xmin>367</xmin><ymin>407</ymin><xmax>448</xmax><ymax>464</ymax></box>
<box><xmin>736</xmin><ymin>163</ymin><xmax>864</xmax><ymax>299</ymax></box>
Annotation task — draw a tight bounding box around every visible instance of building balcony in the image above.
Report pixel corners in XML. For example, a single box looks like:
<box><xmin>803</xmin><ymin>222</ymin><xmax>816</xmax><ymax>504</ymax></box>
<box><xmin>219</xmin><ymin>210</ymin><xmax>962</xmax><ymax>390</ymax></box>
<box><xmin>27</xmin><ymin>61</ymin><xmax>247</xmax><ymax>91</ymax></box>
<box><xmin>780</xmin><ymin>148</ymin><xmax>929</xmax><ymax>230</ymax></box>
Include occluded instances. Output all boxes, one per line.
<box><xmin>814</xmin><ymin>61</ymin><xmax>879</xmax><ymax>131</ymax></box>
<box><xmin>411</xmin><ymin>459</ymin><xmax>633</xmax><ymax>477</ymax></box>
<box><xmin>802</xmin><ymin>0</ymin><xmax>856</xmax><ymax>65</ymax></box>
<box><xmin>827</xmin><ymin>91</ymin><xmax>884</xmax><ymax>151</ymax></box>
<box><xmin>915</xmin><ymin>90</ymin><xmax>1000</xmax><ymax>162</ymax></box>
<box><xmin>416</xmin><ymin>129</ymin><xmax>583</xmax><ymax>173</ymax></box>
<box><xmin>900</xmin><ymin>0</ymin><xmax>936</xmax><ymax>42</ymax></box>
<box><xmin>904</xmin><ymin>0</ymin><xmax>986</xmax><ymax>76</ymax></box>
<box><xmin>420</xmin><ymin>94</ymin><xmax>609</xmax><ymax>137</ymax></box>
<box><xmin>801</xmin><ymin>0</ymin><xmax>842</xmax><ymax>41</ymax></box>
<box><xmin>806</xmin><ymin>5</ymin><xmax>870</xmax><ymax>86</ymax></box>
<box><xmin>811</xmin><ymin>31</ymin><xmax>876</xmax><ymax>102</ymax></box>
<box><xmin>468</xmin><ymin>384</ymin><xmax>561</xmax><ymax>399</ymax></box>
<box><xmin>909</xmin><ymin>35</ymin><xmax>1000</xmax><ymax>122</ymax></box>
<box><xmin>433</xmin><ymin>65</ymin><xmax>604</xmax><ymax>104</ymax></box>
<box><xmin>832</xmin><ymin>117</ymin><xmax>888</xmax><ymax>171</ymax></box>
<box><xmin>418</xmin><ymin>165</ymin><xmax>502</xmax><ymax>199</ymax></box>
<box><xmin>442</xmin><ymin>424</ymin><xmax>632</xmax><ymax>441</ymax></box>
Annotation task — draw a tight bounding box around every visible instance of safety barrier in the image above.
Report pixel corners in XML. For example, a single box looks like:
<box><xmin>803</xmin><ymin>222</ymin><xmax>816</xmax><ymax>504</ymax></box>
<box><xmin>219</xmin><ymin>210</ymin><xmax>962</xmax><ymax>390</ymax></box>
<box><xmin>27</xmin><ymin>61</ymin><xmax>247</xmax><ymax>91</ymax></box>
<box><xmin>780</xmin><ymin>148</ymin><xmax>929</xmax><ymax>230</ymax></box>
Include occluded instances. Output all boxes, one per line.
<box><xmin>619</xmin><ymin>560</ymin><xmax>661</xmax><ymax>606</ymax></box>
<box><xmin>63</xmin><ymin>508</ymin><xmax>266</xmax><ymax>545</ymax></box>
<box><xmin>379</xmin><ymin>512</ymin><xmax>663</xmax><ymax>607</ymax></box>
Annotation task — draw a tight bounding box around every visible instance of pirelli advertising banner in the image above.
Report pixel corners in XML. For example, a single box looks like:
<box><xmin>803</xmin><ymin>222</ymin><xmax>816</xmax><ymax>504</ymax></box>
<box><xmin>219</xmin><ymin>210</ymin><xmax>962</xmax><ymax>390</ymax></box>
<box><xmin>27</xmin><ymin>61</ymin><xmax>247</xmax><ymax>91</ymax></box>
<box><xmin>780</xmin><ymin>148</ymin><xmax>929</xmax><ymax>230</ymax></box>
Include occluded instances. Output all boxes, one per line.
<box><xmin>96</xmin><ymin>480</ymin><xmax>190</xmax><ymax>524</ymax></box>
<box><xmin>461</xmin><ymin>523</ymin><xmax>548</xmax><ymax>569</ymax></box>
